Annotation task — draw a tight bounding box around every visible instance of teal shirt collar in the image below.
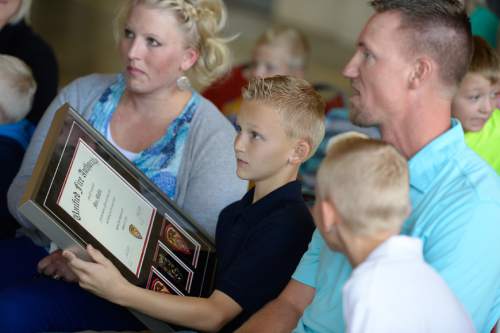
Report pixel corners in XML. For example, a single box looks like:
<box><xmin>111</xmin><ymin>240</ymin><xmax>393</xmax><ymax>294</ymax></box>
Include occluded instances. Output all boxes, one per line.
<box><xmin>408</xmin><ymin>119</ymin><xmax>464</xmax><ymax>194</ymax></box>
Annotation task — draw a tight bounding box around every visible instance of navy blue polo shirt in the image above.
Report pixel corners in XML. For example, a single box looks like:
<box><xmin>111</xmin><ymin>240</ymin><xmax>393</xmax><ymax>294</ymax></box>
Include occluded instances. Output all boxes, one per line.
<box><xmin>215</xmin><ymin>180</ymin><xmax>315</xmax><ymax>333</ymax></box>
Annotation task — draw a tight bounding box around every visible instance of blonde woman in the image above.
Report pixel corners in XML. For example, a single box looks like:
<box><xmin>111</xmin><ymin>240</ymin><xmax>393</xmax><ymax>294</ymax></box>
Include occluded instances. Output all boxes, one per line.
<box><xmin>1</xmin><ymin>0</ymin><xmax>246</xmax><ymax>331</ymax></box>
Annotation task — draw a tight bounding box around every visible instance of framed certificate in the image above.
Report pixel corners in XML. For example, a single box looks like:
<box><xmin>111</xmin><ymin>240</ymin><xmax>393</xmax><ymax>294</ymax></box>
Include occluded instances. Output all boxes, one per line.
<box><xmin>20</xmin><ymin>104</ymin><xmax>216</xmax><ymax>331</ymax></box>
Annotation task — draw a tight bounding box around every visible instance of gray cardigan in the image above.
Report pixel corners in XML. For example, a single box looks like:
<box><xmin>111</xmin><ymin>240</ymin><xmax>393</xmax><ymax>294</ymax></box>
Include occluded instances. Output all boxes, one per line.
<box><xmin>8</xmin><ymin>74</ymin><xmax>247</xmax><ymax>245</ymax></box>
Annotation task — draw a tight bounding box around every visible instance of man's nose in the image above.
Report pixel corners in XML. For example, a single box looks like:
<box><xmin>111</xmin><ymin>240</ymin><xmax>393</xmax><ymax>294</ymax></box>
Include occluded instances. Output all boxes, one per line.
<box><xmin>342</xmin><ymin>52</ymin><xmax>360</xmax><ymax>79</ymax></box>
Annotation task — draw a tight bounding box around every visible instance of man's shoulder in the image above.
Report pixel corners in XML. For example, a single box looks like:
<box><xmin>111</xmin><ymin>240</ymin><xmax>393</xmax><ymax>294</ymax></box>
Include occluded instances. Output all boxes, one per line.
<box><xmin>420</xmin><ymin>142</ymin><xmax>500</xmax><ymax>205</ymax></box>
<box><xmin>408</xmin><ymin>144</ymin><xmax>500</xmax><ymax>239</ymax></box>
<box><xmin>450</xmin><ymin>145</ymin><xmax>500</xmax><ymax>203</ymax></box>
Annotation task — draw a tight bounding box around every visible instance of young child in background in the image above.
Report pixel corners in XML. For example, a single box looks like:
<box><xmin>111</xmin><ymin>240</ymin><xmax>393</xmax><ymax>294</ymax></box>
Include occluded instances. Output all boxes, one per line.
<box><xmin>0</xmin><ymin>54</ymin><xmax>36</xmax><ymax>239</ymax></box>
<box><xmin>249</xmin><ymin>25</ymin><xmax>309</xmax><ymax>80</ymax></box>
<box><xmin>313</xmin><ymin>132</ymin><xmax>475</xmax><ymax>333</ymax></box>
<box><xmin>204</xmin><ymin>25</ymin><xmax>310</xmax><ymax>120</ymax></box>
<box><xmin>452</xmin><ymin>36</ymin><xmax>500</xmax><ymax>174</ymax></box>
<box><xmin>63</xmin><ymin>75</ymin><xmax>325</xmax><ymax>332</ymax></box>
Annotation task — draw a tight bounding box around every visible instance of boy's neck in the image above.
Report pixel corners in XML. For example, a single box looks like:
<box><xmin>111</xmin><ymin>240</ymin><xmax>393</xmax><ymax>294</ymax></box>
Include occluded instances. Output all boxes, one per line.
<box><xmin>342</xmin><ymin>230</ymin><xmax>397</xmax><ymax>268</ymax></box>
<box><xmin>252</xmin><ymin>168</ymin><xmax>298</xmax><ymax>203</ymax></box>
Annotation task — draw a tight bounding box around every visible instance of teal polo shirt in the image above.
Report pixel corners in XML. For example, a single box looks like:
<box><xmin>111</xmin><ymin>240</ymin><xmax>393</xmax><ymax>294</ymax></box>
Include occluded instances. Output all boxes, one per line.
<box><xmin>292</xmin><ymin>120</ymin><xmax>500</xmax><ymax>333</ymax></box>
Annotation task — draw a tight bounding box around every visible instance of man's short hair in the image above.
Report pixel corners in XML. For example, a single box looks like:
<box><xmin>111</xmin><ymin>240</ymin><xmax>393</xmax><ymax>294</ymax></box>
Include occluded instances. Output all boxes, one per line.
<box><xmin>370</xmin><ymin>0</ymin><xmax>473</xmax><ymax>88</ymax></box>
<box><xmin>242</xmin><ymin>75</ymin><xmax>325</xmax><ymax>158</ymax></box>
<box><xmin>468</xmin><ymin>36</ymin><xmax>500</xmax><ymax>84</ymax></box>
<box><xmin>317</xmin><ymin>132</ymin><xmax>410</xmax><ymax>236</ymax></box>
<box><xmin>0</xmin><ymin>55</ymin><xmax>37</xmax><ymax>123</ymax></box>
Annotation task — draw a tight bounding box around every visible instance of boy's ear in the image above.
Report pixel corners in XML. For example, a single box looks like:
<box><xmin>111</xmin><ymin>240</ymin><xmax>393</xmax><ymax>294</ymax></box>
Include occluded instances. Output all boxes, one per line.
<box><xmin>408</xmin><ymin>56</ymin><xmax>433</xmax><ymax>89</ymax></box>
<box><xmin>318</xmin><ymin>199</ymin><xmax>339</xmax><ymax>233</ymax></box>
<box><xmin>288</xmin><ymin>139</ymin><xmax>311</xmax><ymax>165</ymax></box>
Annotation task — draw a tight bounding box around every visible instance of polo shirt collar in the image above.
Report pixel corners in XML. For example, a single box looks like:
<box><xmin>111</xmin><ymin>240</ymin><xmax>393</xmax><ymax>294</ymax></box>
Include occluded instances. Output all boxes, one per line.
<box><xmin>238</xmin><ymin>180</ymin><xmax>303</xmax><ymax>223</ymax></box>
<box><xmin>408</xmin><ymin>119</ymin><xmax>465</xmax><ymax>193</ymax></box>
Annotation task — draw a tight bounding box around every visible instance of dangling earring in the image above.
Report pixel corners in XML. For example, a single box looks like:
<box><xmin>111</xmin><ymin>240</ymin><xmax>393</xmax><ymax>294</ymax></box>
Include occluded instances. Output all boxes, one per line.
<box><xmin>176</xmin><ymin>75</ymin><xmax>191</xmax><ymax>90</ymax></box>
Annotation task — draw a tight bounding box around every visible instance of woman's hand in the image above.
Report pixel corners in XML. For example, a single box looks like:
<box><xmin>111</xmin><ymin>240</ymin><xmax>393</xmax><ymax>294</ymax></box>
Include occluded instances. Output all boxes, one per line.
<box><xmin>37</xmin><ymin>250</ymin><xmax>78</xmax><ymax>282</ymax></box>
<box><xmin>63</xmin><ymin>244</ymin><xmax>131</xmax><ymax>304</ymax></box>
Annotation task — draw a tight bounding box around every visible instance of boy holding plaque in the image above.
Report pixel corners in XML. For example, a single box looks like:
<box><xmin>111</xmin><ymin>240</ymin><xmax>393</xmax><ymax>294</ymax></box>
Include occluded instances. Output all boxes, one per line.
<box><xmin>63</xmin><ymin>75</ymin><xmax>324</xmax><ymax>332</ymax></box>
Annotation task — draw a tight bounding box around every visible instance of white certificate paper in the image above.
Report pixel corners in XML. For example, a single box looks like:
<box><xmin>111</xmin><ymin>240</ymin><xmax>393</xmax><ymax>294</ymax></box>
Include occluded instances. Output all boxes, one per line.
<box><xmin>57</xmin><ymin>139</ymin><xmax>156</xmax><ymax>276</ymax></box>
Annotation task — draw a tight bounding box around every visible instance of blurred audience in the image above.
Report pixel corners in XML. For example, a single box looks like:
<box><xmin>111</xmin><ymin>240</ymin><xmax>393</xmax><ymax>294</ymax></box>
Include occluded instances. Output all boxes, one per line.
<box><xmin>0</xmin><ymin>0</ymin><xmax>58</xmax><ymax>126</ymax></box>
<box><xmin>452</xmin><ymin>36</ymin><xmax>500</xmax><ymax>174</ymax></box>
<box><xmin>204</xmin><ymin>25</ymin><xmax>327</xmax><ymax>123</ymax></box>
<box><xmin>0</xmin><ymin>54</ymin><xmax>36</xmax><ymax>239</ymax></box>
<box><xmin>465</xmin><ymin>0</ymin><xmax>500</xmax><ymax>48</ymax></box>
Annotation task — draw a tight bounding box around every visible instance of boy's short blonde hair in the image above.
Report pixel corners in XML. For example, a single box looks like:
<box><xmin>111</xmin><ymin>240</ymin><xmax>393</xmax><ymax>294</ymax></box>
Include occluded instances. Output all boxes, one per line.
<box><xmin>242</xmin><ymin>75</ymin><xmax>325</xmax><ymax>158</ymax></box>
<box><xmin>255</xmin><ymin>25</ymin><xmax>310</xmax><ymax>70</ymax></box>
<box><xmin>469</xmin><ymin>36</ymin><xmax>500</xmax><ymax>84</ymax></box>
<box><xmin>0</xmin><ymin>55</ymin><xmax>37</xmax><ymax>123</ymax></box>
<box><xmin>317</xmin><ymin>132</ymin><xmax>410</xmax><ymax>236</ymax></box>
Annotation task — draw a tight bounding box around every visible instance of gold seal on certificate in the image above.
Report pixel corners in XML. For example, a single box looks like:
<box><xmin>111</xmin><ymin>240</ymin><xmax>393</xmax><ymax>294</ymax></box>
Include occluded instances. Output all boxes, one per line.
<box><xmin>19</xmin><ymin>104</ymin><xmax>216</xmax><ymax>332</ymax></box>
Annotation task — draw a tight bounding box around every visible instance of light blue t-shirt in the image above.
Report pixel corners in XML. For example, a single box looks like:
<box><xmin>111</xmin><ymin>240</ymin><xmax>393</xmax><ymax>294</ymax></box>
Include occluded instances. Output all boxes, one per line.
<box><xmin>292</xmin><ymin>120</ymin><xmax>500</xmax><ymax>333</ymax></box>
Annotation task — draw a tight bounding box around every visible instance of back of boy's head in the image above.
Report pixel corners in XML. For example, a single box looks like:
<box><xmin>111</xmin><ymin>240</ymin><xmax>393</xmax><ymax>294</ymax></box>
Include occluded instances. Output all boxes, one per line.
<box><xmin>317</xmin><ymin>132</ymin><xmax>411</xmax><ymax>236</ymax></box>
<box><xmin>0</xmin><ymin>55</ymin><xmax>37</xmax><ymax>123</ymax></box>
<box><xmin>242</xmin><ymin>75</ymin><xmax>326</xmax><ymax>158</ymax></box>
<box><xmin>468</xmin><ymin>36</ymin><xmax>500</xmax><ymax>84</ymax></box>
<box><xmin>255</xmin><ymin>25</ymin><xmax>310</xmax><ymax>71</ymax></box>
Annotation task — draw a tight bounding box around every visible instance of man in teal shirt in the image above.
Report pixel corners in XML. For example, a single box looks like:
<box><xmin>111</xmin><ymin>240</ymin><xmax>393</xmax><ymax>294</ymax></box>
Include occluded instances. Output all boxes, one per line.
<box><xmin>236</xmin><ymin>1</ymin><xmax>500</xmax><ymax>333</ymax></box>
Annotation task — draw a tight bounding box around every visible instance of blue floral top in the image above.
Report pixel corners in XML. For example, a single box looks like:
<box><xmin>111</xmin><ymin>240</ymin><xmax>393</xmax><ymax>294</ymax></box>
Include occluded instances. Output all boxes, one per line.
<box><xmin>88</xmin><ymin>74</ymin><xmax>196</xmax><ymax>199</ymax></box>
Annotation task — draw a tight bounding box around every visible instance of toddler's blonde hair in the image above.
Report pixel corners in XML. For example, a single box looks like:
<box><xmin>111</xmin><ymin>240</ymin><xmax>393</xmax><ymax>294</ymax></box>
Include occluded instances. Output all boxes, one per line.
<box><xmin>317</xmin><ymin>132</ymin><xmax>410</xmax><ymax>236</ymax></box>
<box><xmin>0</xmin><ymin>55</ymin><xmax>36</xmax><ymax>123</ymax></box>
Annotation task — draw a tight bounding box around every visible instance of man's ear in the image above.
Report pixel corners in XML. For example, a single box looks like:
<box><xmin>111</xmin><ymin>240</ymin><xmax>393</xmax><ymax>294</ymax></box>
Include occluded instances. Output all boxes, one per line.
<box><xmin>180</xmin><ymin>47</ymin><xmax>199</xmax><ymax>72</ymax></box>
<box><xmin>408</xmin><ymin>56</ymin><xmax>433</xmax><ymax>89</ymax></box>
<box><xmin>288</xmin><ymin>139</ymin><xmax>312</xmax><ymax>165</ymax></box>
